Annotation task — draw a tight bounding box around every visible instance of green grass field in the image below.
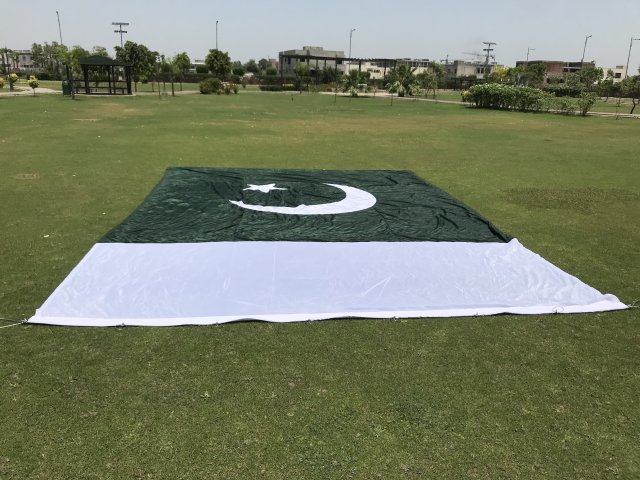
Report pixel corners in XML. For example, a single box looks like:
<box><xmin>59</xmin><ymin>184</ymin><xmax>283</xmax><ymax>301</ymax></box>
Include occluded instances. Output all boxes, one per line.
<box><xmin>1</xmin><ymin>92</ymin><xmax>639</xmax><ymax>479</ymax></box>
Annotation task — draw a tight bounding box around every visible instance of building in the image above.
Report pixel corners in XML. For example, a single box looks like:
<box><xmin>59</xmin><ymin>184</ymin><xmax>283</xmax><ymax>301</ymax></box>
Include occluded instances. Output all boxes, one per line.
<box><xmin>1</xmin><ymin>49</ymin><xmax>40</xmax><ymax>74</ymax></box>
<box><xmin>279</xmin><ymin>46</ymin><xmax>345</xmax><ymax>75</ymax></box>
<box><xmin>444</xmin><ymin>60</ymin><xmax>502</xmax><ymax>79</ymax></box>
<box><xmin>603</xmin><ymin>65</ymin><xmax>627</xmax><ymax>82</ymax></box>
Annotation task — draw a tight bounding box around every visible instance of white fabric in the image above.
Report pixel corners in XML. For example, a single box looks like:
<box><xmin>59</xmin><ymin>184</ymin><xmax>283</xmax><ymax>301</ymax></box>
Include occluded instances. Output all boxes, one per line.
<box><xmin>230</xmin><ymin>184</ymin><xmax>377</xmax><ymax>215</ymax></box>
<box><xmin>29</xmin><ymin>239</ymin><xmax>626</xmax><ymax>327</ymax></box>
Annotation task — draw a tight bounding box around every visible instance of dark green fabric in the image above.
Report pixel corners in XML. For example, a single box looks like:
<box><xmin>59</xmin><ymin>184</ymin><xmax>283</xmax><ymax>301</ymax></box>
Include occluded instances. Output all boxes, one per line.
<box><xmin>101</xmin><ymin>168</ymin><xmax>512</xmax><ymax>243</ymax></box>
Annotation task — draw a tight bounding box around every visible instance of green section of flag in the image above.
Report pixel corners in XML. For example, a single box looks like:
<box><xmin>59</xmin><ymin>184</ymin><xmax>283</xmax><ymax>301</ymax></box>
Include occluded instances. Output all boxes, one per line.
<box><xmin>101</xmin><ymin>168</ymin><xmax>512</xmax><ymax>243</ymax></box>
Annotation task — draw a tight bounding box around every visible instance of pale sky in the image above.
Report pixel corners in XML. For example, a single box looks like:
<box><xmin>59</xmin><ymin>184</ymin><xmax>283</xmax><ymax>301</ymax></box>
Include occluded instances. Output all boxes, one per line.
<box><xmin>3</xmin><ymin>0</ymin><xmax>640</xmax><ymax>70</ymax></box>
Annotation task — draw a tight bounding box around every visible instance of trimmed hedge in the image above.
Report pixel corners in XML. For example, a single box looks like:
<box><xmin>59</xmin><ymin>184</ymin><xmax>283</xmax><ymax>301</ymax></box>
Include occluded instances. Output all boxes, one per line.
<box><xmin>467</xmin><ymin>84</ymin><xmax>554</xmax><ymax>112</ymax></box>
<box><xmin>259</xmin><ymin>84</ymin><xmax>298</xmax><ymax>92</ymax></box>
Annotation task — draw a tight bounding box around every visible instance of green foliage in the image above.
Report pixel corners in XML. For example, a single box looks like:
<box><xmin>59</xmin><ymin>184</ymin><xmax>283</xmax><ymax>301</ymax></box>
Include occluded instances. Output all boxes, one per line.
<box><xmin>468</xmin><ymin>83</ymin><xmax>554</xmax><ymax>112</ymax></box>
<box><xmin>91</xmin><ymin>46</ymin><xmax>110</xmax><ymax>57</ymax></box>
<box><xmin>265</xmin><ymin>66</ymin><xmax>277</xmax><ymax>76</ymax></box>
<box><xmin>68</xmin><ymin>45</ymin><xmax>91</xmax><ymax>75</ymax></box>
<box><xmin>0</xmin><ymin>76</ymin><xmax>4</xmax><ymax>89</ymax></box>
<box><xmin>199</xmin><ymin>77</ymin><xmax>223</xmax><ymax>94</ymax></box>
<box><xmin>386</xmin><ymin>64</ymin><xmax>417</xmax><ymax>97</ymax></box>
<box><xmin>204</xmin><ymin>49</ymin><xmax>232</xmax><ymax>80</ymax></box>
<box><xmin>576</xmin><ymin>92</ymin><xmax>599</xmax><ymax>116</ymax></box>
<box><xmin>619</xmin><ymin>75</ymin><xmax>640</xmax><ymax>113</ymax></box>
<box><xmin>416</xmin><ymin>71</ymin><xmax>438</xmax><ymax>98</ymax></box>
<box><xmin>172</xmin><ymin>52</ymin><xmax>191</xmax><ymax>73</ymax></box>
<box><xmin>342</xmin><ymin>69</ymin><xmax>368</xmax><ymax>97</ymax></box>
<box><xmin>244</xmin><ymin>59</ymin><xmax>259</xmax><ymax>74</ymax></box>
<box><xmin>259</xmin><ymin>84</ymin><xmax>297</xmax><ymax>92</ymax></box>
<box><xmin>27</xmin><ymin>75</ymin><xmax>39</xmax><ymax>95</ymax></box>
<box><xmin>232</xmin><ymin>66</ymin><xmax>245</xmax><ymax>76</ymax></box>
<box><xmin>543</xmin><ymin>84</ymin><xmax>586</xmax><ymax>97</ymax></box>
<box><xmin>115</xmin><ymin>41</ymin><xmax>158</xmax><ymax>90</ymax></box>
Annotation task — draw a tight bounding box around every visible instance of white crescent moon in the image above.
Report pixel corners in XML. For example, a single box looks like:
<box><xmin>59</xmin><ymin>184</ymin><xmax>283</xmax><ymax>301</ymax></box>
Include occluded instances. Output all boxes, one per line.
<box><xmin>229</xmin><ymin>183</ymin><xmax>376</xmax><ymax>215</ymax></box>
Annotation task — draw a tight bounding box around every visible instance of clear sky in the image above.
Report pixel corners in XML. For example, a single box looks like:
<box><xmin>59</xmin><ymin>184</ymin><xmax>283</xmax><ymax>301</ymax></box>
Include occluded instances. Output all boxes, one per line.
<box><xmin>3</xmin><ymin>0</ymin><xmax>640</xmax><ymax>70</ymax></box>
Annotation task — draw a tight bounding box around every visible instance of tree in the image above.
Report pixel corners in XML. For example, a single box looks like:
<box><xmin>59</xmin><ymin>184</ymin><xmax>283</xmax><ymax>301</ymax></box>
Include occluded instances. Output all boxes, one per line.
<box><xmin>265</xmin><ymin>66</ymin><xmax>278</xmax><ymax>76</ymax></box>
<box><xmin>620</xmin><ymin>73</ymin><xmax>640</xmax><ymax>114</ymax></box>
<box><xmin>294</xmin><ymin>62</ymin><xmax>310</xmax><ymax>92</ymax></box>
<box><xmin>204</xmin><ymin>49</ymin><xmax>232</xmax><ymax>80</ymax></box>
<box><xmin>31</xmin><ymin>43</ymin><xmax>45</xmax><ymax>70</ymax></box>
<box><xmin>0</xmin><ymin>47</ymin><xmax>12</xmax><ymax>75</ymax></box>
<box><xmin>258</xmin><ymin>58</ymin><xmax>269</xmax><ymax>73</ymax></box>
<box><xmin>244</xmin><ymin>59</ymin><xmax>259</xmax><ymax>74</ymax></box>
<box><xmin>524</xmin><ymin>63</ymin><xmax>546</xmax><ymax>87</ymax></box>
<box><xmin>416</xmin><ymin>72</ymin><xmax>437</xmax><ymax>98</ymax></box>
<box><xmin>341</xmin><ymin>69</ymin><xmax>368</xmax><ymax>97</ymax></box>
<box><xmin>28</xmin><ymin>75</ymin><xmax>39</xmax><ymax>96</ymax></box>
<box><xmin>173</xmin><ymin>52</ymin><xmax>191</xmax><ymax>74</ymax></box>
<box><xmin>92</xmin><ymin>46</ymin><xmax>110</xmax><ymax>57</ymax></box>
<box><xmin>68</xmin><ymin>45</ymin><xmax>91</xmax><ymax>75</ymax></box>
<box><xmin>115</xmin><ymin>41</ymin><xmax>158</xmax><ymax>91</ymax></box>
<box><xmin>386</xmin><ymin>64</ymin><xmax>417</xmax><ymax>97</ymax></box>
<box><xmin>232</xmin><ymin>66</ymin><xmax>245</xmax><ymax>76</ymax></box>
<box><xmin>577</xmin><ymin>66</ymin><xmax>603</xmax><ymax>88</ymax></box>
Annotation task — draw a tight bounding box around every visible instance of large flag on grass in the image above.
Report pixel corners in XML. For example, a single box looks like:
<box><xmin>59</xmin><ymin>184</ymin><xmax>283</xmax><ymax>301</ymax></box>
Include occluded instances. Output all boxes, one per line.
<box><xmin>29</xmin><ymin>168</ymin><xmax>626</xmax><ymax>326</ymax></box>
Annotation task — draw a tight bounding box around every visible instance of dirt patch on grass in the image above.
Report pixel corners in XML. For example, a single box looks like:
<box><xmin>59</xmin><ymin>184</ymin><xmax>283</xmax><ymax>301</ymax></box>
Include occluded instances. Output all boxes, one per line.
<box><xmin>503</xmin><ymin>187</ymin><xmax>638</xmax><ymax>213</ymax></box>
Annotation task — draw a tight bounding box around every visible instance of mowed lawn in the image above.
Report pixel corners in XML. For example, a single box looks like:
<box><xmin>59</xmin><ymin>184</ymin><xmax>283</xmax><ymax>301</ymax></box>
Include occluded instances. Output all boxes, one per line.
<box><xmin>1</xmin><ymin>92</ymin><xmax>639</xmax><ymax>479</ymax></box>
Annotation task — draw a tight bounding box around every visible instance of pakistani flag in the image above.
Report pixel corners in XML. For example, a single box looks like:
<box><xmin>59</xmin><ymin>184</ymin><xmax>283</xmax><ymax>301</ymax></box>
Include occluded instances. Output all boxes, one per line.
<box><xmin>29</xmin><ymin>168</ymin><xmax>626</xmax><ymax>326</ymax></box>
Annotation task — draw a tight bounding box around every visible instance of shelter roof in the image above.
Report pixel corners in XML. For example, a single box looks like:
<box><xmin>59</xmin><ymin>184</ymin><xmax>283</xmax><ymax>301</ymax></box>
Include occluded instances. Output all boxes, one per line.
<box><xmin>80</xmin><ymin>55</ymin><xmax>130</xmax><ymax>67</ymax></box>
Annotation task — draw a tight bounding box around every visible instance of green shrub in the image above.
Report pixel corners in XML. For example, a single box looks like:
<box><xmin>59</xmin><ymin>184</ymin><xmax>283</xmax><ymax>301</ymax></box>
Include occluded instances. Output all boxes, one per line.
<box><xmin>199</xmin><ymin>78</ymin><xmax>222</xmax><ymax>94</ymax></box>
<box><xmin>468</xmin><ymin>83</ymin><xmax>555</xmax><ymax>112</ymax></box>
<box><xmin>577</xmin><ymin>92</ymin><xmax>599</xmax><ymax>116</ymax></box>
<box><xmin>0</xmin><ymin>77</ymin><xmax>5</xmax><ymax>89</ymax></box>
<box><xmin>556</xmin><ymin>97</ymin><xmax>577</xmax><ymax>115</ymax></box>
<box><xmin>259</xmin><ymin>85</ymin><xmax>283</xmax><ymax>92</ymax></box>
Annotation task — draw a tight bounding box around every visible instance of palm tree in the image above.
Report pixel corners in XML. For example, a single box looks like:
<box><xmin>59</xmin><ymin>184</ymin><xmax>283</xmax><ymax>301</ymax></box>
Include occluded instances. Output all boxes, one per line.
<box><xmin>386</xmin><ymin>64</ymin><xmax>417</xmax><ymax>97</ymax></box>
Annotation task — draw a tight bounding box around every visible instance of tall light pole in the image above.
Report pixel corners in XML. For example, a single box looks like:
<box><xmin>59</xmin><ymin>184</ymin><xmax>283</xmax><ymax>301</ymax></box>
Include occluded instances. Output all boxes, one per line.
<box><xmin>625</xmin><ymin>36</ymin><xmax>640</xmax><ymax>79</ymax></box>
<box><xmin>216</xmin><ymin>20</ymin><xmax>219</xmax><ymax>50</ymax></box>
<box><xmin>56</xmin><ymin>11</ymin><xmax>74</xmax><ymax>99</ymax></box>
<box><xmin>56</xmin><ymin>11</ymin><xmax>64</xmax><ymax>45</ymax></box>
<box><xmin>581</xmin><ymin>34</ymin><xmax>592</xmax><ymax>67</ymax></box>
<box><xmin>526</xmin><ymin>47</ymin><xmax>535</xmax><ymax>67</ymax></box>
<box><xmin>112</xmin><ymin>22</ymin><xmax>129</xmax><ymax>48</ymax></box>
<box><xmin>349</xmin><ymin>28</ymin><xmax>356</xmax><ymax>71</ymax></box>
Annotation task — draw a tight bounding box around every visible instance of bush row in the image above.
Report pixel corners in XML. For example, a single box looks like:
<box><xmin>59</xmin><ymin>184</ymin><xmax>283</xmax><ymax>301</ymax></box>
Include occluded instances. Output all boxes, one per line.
<box><xmin>465</xmin><ymin>83</ymin><xmax>599</xmax><ymax>115</ymax></box>
<box><xmin>199</xmin><ymin>78</ymin><xmax>239</xmax><ymax>95</ymax></box>
<box><xmin>259</xmin><ymin>84</ymin><xmax>298</xmax><ymax>92</ymax></box>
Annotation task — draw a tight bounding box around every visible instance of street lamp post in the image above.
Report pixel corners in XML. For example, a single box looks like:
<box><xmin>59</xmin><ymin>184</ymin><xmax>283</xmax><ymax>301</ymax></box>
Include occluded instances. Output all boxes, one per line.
<box><xmin>216</xmin><ymin>21</ymin><xmax>219</xmax><ymax>50</ymax></box>
<box><xmin>526</xmin><ymin>47</ymin><xmax>535</xmax><ymax>67</ymax></box>
<box><xmin>56</xmin><ymin>11</ymin><xmax>75</xmax><ymax>99</ymax></box>
<box><xmin>349</xmin><ymin>28</ymin><xmax>356</xmax><ymax>71</ymax></box>
<box><xmin>625</xmin><ymin>36</ymin><xmax>640</xmax><ymax>79</ymax></box>
<box><xmin>581</xmin><ymin>34</ymin><xmax>592</xmax><ymax>67</ymax></box>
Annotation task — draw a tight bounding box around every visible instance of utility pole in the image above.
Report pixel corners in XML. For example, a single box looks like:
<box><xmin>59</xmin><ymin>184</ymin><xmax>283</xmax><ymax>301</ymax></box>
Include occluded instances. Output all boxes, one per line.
<box><xmin>216</xmin><ymin>20</ymin><xmax>219</xmax><ymax>50</ymax></box>
<box><xmin>482</xmin><ymin>42</ymin><xmax>496</xmax><ymax>66</ymax></box>
<box><xmin>112</xmin><ymin>22</ymin><xmax>129</xmax><ymax>48</ymax></box>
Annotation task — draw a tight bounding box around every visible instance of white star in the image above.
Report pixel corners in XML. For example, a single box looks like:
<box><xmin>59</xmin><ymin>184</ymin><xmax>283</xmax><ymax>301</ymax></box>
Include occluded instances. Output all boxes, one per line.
<box><xmin>243</xmin><ymin>183</ymin><xmax>287</xmax><ymax>193</ymax></box>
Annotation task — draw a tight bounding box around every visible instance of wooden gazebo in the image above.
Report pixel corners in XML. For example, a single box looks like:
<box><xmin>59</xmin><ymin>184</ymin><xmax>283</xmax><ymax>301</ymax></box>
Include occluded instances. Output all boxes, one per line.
<box><xmin>78</xmin><ymin>56</ymin><xmax>132</xmax><ymax>95</ymax></box>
